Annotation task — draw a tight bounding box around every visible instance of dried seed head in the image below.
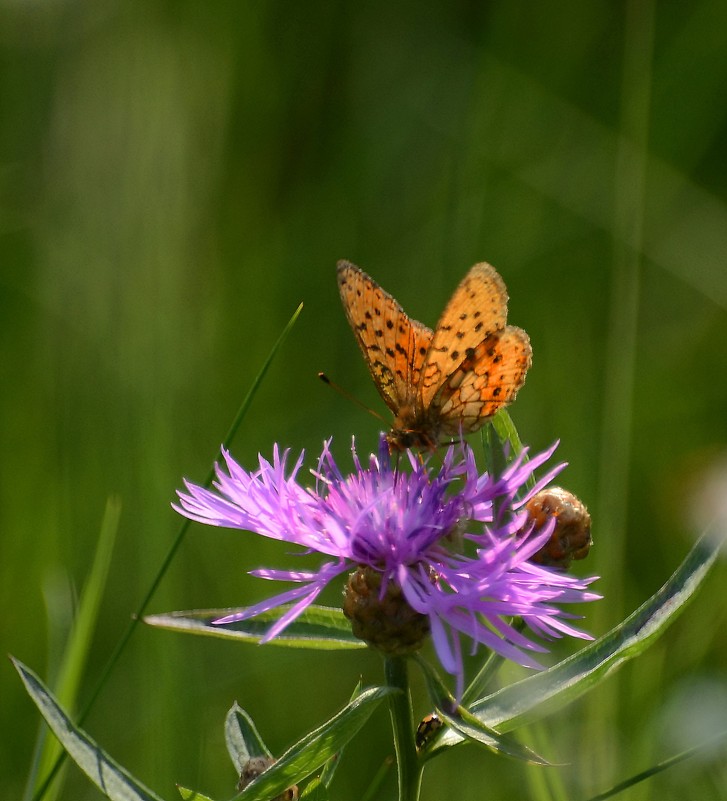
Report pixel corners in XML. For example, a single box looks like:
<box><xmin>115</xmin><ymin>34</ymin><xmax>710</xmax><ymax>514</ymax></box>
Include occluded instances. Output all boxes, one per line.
<box><xmin>526</xmin><ymin>486</ymin><xmax>592</xmax><ymax>569</ymax></box>
<box><xmin>342</xmin><ymin>565</ymin><xmax>431</xmax><ymax>655</ymax></box>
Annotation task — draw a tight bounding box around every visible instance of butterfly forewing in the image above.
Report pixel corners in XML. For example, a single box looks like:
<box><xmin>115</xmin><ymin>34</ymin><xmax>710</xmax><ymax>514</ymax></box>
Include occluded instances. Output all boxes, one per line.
<box><xmin>419</xmin><ymin>263</ymin><xmax>510</xmax><ymax>407</ymax></box>
<box><xmin>337</xmin><ymin>261</ymin><xmax>433</xmax><ymax>414</ymax></box>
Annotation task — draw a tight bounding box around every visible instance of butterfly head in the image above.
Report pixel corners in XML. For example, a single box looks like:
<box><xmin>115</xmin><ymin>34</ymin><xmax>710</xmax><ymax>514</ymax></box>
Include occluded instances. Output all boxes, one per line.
<box><xmin>386</xmin><ymin>405</ymin><xmax>441</xmax><ymax>451</ymax></box>
<box><xmin>386</xmin><ymin>428</ymin><xmax>438</xmax><ymax>452</ymax></box>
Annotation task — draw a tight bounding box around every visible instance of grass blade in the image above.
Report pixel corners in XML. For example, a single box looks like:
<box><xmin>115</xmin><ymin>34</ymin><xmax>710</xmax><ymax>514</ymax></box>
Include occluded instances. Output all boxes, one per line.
<box><xmin>27</xmin><ymin>498</ymin><xmax>121</xmax><ymax>801</ymax></box>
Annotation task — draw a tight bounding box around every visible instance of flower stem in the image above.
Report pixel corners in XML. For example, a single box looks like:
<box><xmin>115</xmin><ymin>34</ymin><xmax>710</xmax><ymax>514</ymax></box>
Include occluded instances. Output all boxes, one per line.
<box><xmin>384</xmin><ymin>656</ymin><xmax>422</xmax><ymax>801</ymax></box>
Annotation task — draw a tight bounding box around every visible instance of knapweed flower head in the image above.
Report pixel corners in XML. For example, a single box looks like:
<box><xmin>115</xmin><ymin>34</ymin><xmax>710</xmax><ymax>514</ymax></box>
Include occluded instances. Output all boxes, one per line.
<box><xmin>174</xmin><ymin>436</ymin><xmax>599</xmax><ymax>697</ymax></box>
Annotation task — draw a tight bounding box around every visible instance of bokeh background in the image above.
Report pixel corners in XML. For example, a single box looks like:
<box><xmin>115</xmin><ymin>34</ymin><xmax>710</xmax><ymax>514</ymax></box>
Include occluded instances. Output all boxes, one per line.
<box><xmin>3</xmin><ymin>2</ymin><xmax>727</xmax><ymax>799</ymax></box>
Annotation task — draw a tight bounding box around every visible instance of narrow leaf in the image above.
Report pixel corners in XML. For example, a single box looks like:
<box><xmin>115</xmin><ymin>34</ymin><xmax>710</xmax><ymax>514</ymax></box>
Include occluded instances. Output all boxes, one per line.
<box><xmin>225</xmin><ymin>702</ymin><xmax>272</xmax><ymax>772</ymax></box>
<box><xmin>416</xmin><ymin>657</ymin><xmax>551</xmax><ymax>765</ymax></box>
<box><xmin>177</xmin><ymin>787</ymin><xmax>217</xmax><ymax>801</ymax></box>
<box><xmin>13</xmin><ymin>658</ymin><xmax>165</xmax><ymax>801</ymax></box>
<box><xmin>237</xmin><ymin>686</ymin><xmax>394</xmax><ymax>801</ymax></box>
<box><xmin>583</xmin><ymin>729</ymin><xmax>727</xmax><ymax>801</ymax></box>
<box><xmin>440</xmin><ymin>710</ymin><xmax>553</xmax><ymax>766</ymax></box>
<box><xmin>359</xmin><ymin>755</ymin><xmax>395</xmax><ymax>801</ymax></box>
<box><xmin>313</xmin><ymin>682</ymin><xmax>363</xmax><ymax>791</ymax></box>
<box><xmin>490</xmin><ymin>409</ymin><xmax>524</xmax><ymax>456</ymax></box>
<box><xmin>299</xmin><ymin>775</ymin><xmax>329</xmax><ymax>800</ymax></box>
<box><xmin>436</xmin><ymin>533</ymin><xmax>721</xmax><ymax>750</ymax></box>
<box><xmin>144</xmin><ymin>605</ymin><xmax>366</xmax><ymax>650</ymax></box>
<box><xmin>315</xmin><ymin>753</ymin><xmax>340</xmax><ymax>793</ymax></box>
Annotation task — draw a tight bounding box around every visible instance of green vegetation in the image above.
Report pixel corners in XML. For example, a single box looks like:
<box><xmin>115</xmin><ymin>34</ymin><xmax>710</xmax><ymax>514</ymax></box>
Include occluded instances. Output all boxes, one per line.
<box><xmin>3</xmin><ymin>2</ymin><xmax>727</xmax><ymax>799</ymax></box>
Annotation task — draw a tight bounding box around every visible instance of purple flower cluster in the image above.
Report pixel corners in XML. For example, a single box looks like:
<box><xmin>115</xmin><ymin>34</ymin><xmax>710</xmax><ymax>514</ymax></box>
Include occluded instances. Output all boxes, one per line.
<box><xmin>175</xmin><ymin>437</ymin><xmax>599</xmax><ymax>694</ymax></box>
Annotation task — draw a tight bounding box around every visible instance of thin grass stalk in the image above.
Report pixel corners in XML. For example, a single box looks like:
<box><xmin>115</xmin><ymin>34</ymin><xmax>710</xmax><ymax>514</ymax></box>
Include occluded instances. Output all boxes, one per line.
<box><xmin>587</xmin><ymin>0</ymin><xmax>655</xmax><ymax>790</ymax></box>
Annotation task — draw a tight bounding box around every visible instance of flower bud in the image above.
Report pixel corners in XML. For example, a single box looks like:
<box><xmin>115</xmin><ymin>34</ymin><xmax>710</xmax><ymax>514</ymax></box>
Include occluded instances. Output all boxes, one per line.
<box><xmin>237</xmin><ymin>756</ymin><xmax>298</xmax><ymax>799</ymax></box>
<box><xmin>343</xmin><ymin>565</ymin><xmax>430</xmax><ymax>655</ymax></box>
<box><xmin>525</xmin><ymin>487</ymin><xmax>592</xmax><ymax>569</ymax></box>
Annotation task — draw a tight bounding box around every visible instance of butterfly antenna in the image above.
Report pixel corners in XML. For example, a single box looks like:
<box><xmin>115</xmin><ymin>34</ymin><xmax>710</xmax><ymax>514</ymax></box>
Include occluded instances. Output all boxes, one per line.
<box><xmin>318</xmin><ymin>372</ymin><xmax>387</xmax><ymax>424</ymax></box>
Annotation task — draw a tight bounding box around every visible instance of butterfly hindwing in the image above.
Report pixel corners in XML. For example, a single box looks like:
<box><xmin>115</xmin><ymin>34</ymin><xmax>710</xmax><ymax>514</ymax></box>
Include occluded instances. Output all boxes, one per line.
<box><xmin>432</xmin><ymin>326</ymin><xmax>532</xmax><ymax>436</ymax></box>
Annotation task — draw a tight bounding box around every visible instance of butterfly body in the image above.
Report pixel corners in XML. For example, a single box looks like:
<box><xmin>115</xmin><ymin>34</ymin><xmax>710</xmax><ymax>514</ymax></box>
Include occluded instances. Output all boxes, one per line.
<box><xmin>337</xmin><ymin>260</ymin><xmax>531</xmax><ymax>450</ymax></box>
<box><xmin>390</xmin><ymin>401</ymin><xmax>441</xmax><ymax>451</ymax></box>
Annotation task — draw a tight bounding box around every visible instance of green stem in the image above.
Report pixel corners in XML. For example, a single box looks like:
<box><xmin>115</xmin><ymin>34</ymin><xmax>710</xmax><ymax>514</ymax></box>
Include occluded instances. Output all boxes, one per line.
<box><xmin>384</xmin><ymin>656</ymin><xmax>422</xmax><ymax>801</ymax></box>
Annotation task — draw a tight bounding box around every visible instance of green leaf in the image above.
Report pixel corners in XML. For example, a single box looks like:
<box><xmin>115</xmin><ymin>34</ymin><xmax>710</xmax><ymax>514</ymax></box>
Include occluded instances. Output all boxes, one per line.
<box><xmin>490</xmin><ymin>409</ymin><xmax>525</xmax><ymax>456</ymax></box>
<box><xmin>314</xmin><ymin>754</ymin><xmax>339</xmax><ymax>794</ymax></box>
<box><xmin>33</xmin><ymin>497</ymin><xmax>121</xmax><ymax>801</ymax></box>
<box><xmin>144</xmin><ymin>604</ymin><xmax>366</xmax><ymax>650</ymax></box>
<box><xmin>13</xmin><ymin>658</ymin><xmax>165</xmax><ymax>801</ymax></box>
<box><xmin>226</xmin><ymin>685</ymin><xmax>359</xmax><ymax>797</ymax></box>
<box><xmin>436</xmin><ymin>533</ymin><xmax>721</xmax><ymax>750</ymax></box>
<box><xmin>236</xmin><ymin>686</ymin><xmax>394</xmax><ymax>801</ymax></box>
<box><xmin>225</xmin><ymin>702</ymin><xmax>272</xmax><ymax>772</ymax></box>
<box><xmin>439</xmin><ymin>710</ymin><xmax>553</xmax><ymax>766</ymax></box>
<box><xmin>415</xmin><ymin>657</ymin><xmax>551</xmax><ymax>765</ymax></box>
<box><xmin>299</xmin><ymin>775</ymin><xmax>329</xmax><ymax>800</ymax></box>
<box><xmin>312</xmin><ymin>682</ymin><xmax>363</xmax><ymax>792</ymax></box>
<box><xmin>177</xmin><ymin>787</ymin><xmax>217</xmax><ymax>801</ymax></box>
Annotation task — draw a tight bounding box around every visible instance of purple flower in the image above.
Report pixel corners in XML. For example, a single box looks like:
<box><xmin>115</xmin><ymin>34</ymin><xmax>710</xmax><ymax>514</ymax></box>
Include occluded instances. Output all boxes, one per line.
<box><xmin>174</xmin><ymin>437</ymin><xmax>599</xmax><ymax>695</ymax></box>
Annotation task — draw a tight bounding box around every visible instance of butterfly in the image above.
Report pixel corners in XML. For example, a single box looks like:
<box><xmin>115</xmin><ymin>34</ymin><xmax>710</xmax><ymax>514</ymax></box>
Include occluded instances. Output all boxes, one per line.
<box><xmin>337</xmin><ymin>260</ymin><xmax>532</xmax><ymax>450</ymax></box>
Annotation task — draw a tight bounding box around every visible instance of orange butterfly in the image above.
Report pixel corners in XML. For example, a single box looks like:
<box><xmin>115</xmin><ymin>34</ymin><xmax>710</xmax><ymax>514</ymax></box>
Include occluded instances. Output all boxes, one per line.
<box><xmin>337</xmin><ymin>260</ymin><xmax>532</xmax><ymax>450</ymax></box>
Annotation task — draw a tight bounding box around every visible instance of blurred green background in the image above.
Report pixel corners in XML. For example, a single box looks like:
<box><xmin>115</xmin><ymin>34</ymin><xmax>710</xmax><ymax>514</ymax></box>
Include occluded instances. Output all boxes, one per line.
<box><xmin>3</xmin><ymin>1</ymin><xmax>727</xmax><ymax>799</ymax></box>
